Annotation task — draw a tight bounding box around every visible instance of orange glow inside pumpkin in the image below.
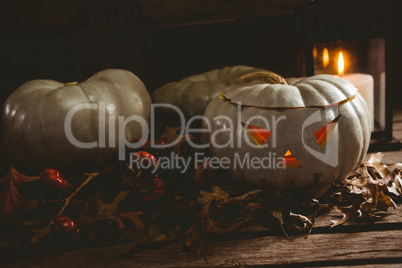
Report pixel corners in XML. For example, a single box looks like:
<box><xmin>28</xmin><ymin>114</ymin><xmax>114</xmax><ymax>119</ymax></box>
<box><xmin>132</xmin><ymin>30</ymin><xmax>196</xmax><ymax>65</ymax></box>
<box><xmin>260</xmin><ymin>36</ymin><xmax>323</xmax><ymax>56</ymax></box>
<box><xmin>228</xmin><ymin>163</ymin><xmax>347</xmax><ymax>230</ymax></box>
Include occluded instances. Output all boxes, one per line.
<box><xmin>313</xmin><ymin>115</ymin><xmax>341</xmax><ymax>148</ymax></box>
<box><xmin>281</xmin><ymin>150</ymin><xmax>302</xmax><ymax>169</ymax></box>
<box><xmin>243</xmin><ymin>123</ymin><xmax>271</xmax><ymax>147</ymax></box>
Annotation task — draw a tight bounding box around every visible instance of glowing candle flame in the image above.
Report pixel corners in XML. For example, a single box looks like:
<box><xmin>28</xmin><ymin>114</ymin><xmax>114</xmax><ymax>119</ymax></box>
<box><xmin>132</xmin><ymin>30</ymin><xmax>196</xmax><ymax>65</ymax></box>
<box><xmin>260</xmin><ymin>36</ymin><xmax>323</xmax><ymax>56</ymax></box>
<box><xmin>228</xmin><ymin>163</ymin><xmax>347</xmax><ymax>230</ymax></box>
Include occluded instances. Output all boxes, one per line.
<box><xmin>338</xmin><ymin>51</ymin><xmax>344</xmax><ymax>77</ymax></box>
<box><xmin>323</xmin><ymin>48</ymin><xmax>329</xmax><ymax>67</ymax></box>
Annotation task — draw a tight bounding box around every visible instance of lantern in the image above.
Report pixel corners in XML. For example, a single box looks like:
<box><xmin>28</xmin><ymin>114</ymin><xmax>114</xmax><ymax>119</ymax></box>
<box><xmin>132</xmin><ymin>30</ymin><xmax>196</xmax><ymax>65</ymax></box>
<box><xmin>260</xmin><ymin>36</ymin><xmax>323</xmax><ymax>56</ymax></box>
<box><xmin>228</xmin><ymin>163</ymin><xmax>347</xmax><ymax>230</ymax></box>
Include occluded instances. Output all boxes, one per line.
<box><xmin>297</xmin><ymin>0</ymin><xmax>400</xmax><ymax>152</ymax></box>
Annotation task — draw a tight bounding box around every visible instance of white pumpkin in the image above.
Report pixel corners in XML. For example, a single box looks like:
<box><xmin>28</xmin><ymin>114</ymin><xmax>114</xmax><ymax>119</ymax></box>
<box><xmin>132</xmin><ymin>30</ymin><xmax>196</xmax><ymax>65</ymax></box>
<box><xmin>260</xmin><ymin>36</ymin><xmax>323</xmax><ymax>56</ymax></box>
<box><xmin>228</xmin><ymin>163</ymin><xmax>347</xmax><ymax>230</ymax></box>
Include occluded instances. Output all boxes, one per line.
<box><xmin>202</xmin><ymin>72</ymin><xmax>370</xmax><ymax>191</ymax></box>
<box><xmin>3</xmin><ymin>69</ymin><xmax>151</xmax><ymax>174</ymax></box>
<box><xmin>152</xmin><ymin>65</ymin><xmax>267</xmax><ymax>119</ymax></box>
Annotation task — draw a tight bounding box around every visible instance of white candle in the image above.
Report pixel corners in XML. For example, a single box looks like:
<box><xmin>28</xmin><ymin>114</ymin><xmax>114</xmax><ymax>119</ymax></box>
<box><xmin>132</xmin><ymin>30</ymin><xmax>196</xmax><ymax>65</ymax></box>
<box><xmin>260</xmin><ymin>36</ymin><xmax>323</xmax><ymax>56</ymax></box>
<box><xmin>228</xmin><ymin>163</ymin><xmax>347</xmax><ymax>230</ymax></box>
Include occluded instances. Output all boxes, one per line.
<box><xmin>342</xmin><ymin>73</ymin><xmax>374</xmax><ymax>131</ymax></box>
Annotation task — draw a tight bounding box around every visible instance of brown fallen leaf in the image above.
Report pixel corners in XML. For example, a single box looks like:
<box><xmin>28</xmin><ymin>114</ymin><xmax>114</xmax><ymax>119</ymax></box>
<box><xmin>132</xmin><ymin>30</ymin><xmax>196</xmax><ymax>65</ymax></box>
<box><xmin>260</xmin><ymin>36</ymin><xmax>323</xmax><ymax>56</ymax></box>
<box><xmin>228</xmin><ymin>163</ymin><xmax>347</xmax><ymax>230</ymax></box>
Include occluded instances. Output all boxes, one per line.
<box><xmin>120</xmin><ymin>211</ymin><xmax>145</xmax><ymax>231</ymax></box>
<box><xmin>160</xmin><ymin>126</ymin><xmax>195</xmax><ymax>155</ymax></box>
<box><xmin>365</xmin><ymin>152</ymin><xmax>402</xmax><ymax>196</ymax></box>
<box><xmin>193</xmin><ymin>161</ymin><xmax>213</xmax><ymax>186</ymax></box>
<box><xmin>270</xmin><ymin>209</ymin><xmax>287</xmax><ymax>236</ymax></box>
<box><xmin>0</xmin><ymin>167</ymin><xmax>40</xmax><ymax>218</ymax></box>
<box><xmin>95</xmin><ymin>190</ymin><xmax>131</xmax><ymax>219</ymax></box>
<box><xmin>198</xmin><ymin>186</ymin><xmax>230</xmax><ymax>205</ymax></box>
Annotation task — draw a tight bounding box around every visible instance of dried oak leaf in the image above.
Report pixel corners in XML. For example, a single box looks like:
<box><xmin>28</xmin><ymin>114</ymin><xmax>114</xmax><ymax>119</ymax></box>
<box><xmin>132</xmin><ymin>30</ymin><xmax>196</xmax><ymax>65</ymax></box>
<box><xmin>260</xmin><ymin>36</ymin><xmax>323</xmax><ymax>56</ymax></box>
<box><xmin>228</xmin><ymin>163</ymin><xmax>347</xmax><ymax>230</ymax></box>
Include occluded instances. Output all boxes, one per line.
<box><xmin>365</xmin><ymin>152</ymin><xmax>402</xmax><ymax>196</ymax></box>
<box><xmin>349</xmin><ymin>164</ymin><xmax>396</xmax><ymax>212</ymax></box>
<box><xmin>330</xmin><ymin>193</ymin><xmax>366</xmax><ymax>228</ymax></box>
<box><xmin>270</xmin><ymin>209</ymin><xmax>287</xmax><ymax>236</ymax></box>
<box><xmin>0</xmin><ymin>167</ymin><xmax>39</xmax><ymax>218</ymax></box>
<box><xmin>160</xmin><ymin>126</ymin><xmax>195</xmax><ymax>155</ymax></box>
<box><xmin>360</xmin><ymin>184</ymin><xmax>397</xmax><ymax>218</ymax></box>
<box><xmin>288</xmin><ymin>212</ymin><xmax>312</xmax><ymax>232</ymax></box>
<box><xmin>120</xmin><ymin>211</ymin><xmax>145</xmax><ymax>231</ymax></box>
<box><xmin>387</xmin><ymin>172</ymin><xmax>402</xmax><ymax>197</ymax></box>
<box><xmin>329</xmin><ymin>161</ymin><xmax>396</xmax><ymax>227</ymax></box>
<box><xmin>198</xmin><ymin>186</ymin><xmax>230</xmax><ymax>205</ymax></box>
<box><xmin>148</xmin><ymin>223</ymin><xmax>169</xmax><ymax>242</ymax></box>
<box><xmin>193</xmin><ymin>161</ymin><xmax>213</xmax><ymax>186</ymax></box>
<box><xmin>95</xmin><ymin>190</ymin><xmax>130</xmax><ymax>219</ymax></box>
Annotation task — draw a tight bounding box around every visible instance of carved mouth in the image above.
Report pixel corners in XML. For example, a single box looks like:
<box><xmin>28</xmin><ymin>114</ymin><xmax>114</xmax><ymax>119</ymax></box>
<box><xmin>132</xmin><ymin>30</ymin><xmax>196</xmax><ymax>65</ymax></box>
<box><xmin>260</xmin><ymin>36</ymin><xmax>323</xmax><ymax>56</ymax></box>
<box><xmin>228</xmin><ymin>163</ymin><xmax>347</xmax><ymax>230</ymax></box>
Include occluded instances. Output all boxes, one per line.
<box><xmin>281</xmin><ymin>150</ymin><xmax>302</xmax><ymax>169</ymax></box>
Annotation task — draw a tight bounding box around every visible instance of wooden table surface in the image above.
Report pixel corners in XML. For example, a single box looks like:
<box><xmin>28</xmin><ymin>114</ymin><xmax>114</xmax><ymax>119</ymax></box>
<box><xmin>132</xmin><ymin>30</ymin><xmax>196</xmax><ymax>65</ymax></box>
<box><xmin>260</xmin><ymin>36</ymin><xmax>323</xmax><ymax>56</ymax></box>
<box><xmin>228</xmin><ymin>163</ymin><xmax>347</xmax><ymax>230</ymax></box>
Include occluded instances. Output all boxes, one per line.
<box><xmin>2</xmin><ymin>111</ymin><xmax>402</xmax><ymax>267</ymax></box>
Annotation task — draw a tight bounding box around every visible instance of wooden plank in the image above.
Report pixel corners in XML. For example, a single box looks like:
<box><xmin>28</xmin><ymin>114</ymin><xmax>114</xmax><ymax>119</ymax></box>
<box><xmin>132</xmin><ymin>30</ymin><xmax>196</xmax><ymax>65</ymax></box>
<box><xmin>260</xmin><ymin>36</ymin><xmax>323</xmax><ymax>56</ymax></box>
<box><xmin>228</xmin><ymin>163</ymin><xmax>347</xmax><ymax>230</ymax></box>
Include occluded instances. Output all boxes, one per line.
<box><xmin>392</xmin><ymin>130</ymin><xmax>402</xmax><ymax>142</ymax></box>
<box><xmin>2</xmin><ymin>203</ymin><xmax>401</xmax><ymax>267</ymax></box>
<box><xmin>393</xmin><ymin>109</ymin><xmax>402</xmax><ymax>122</ymax></box>
<box><xmin>3</xmin><ymin>229</ymin><xmax>401</xmax><ymax>267</ymax></box>
<box><xmin>378</xmin><ymin>150</ymin><xmax>402</xmax><ymax>164</ymax></box>
<box><xmin>239</xmin><ymin>203</ymin><xmax>402</xmax><ymax>235</ymax></box>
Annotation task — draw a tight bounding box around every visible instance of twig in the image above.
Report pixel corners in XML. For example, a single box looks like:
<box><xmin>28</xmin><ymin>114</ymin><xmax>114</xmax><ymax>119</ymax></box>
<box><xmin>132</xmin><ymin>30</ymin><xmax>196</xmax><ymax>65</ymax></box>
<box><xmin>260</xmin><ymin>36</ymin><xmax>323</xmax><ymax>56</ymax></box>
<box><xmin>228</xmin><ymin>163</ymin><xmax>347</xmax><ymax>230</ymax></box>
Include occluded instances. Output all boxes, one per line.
<box><xmin>57</xmin><ymin>172</ymin><xmax>99</xmax><ymax>216</ymax></box>
<box><xmin>222</xmin><ymin>189</ymin><xmax>262</xmax><ymax>205</ymax></box>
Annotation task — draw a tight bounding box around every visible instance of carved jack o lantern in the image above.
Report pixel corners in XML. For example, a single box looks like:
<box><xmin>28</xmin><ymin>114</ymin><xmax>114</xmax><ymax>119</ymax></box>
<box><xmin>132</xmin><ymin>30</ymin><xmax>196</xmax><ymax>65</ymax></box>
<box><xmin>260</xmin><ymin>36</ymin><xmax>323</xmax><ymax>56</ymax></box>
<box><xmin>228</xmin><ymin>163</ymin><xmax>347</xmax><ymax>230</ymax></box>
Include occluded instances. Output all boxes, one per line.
<box><xmin>202</xmin><ymin>72</ymin><xmax>371</xmax><ymax>191</ymax></box>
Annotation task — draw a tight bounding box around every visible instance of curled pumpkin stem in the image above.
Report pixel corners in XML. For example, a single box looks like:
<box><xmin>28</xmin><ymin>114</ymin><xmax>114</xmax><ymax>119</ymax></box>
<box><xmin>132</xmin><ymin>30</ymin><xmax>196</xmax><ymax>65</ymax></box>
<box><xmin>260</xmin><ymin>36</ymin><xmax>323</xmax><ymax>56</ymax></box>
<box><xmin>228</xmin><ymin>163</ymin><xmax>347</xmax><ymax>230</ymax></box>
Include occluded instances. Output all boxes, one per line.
<box><xmin>241</xmin><ymin>72</ymin><xmax>288</xmax><ymax>85</ymax></box>
<box><xmin>65</xmin><ymin>81</ymin><xmax>78</xmax><ymax>86</ymax></box>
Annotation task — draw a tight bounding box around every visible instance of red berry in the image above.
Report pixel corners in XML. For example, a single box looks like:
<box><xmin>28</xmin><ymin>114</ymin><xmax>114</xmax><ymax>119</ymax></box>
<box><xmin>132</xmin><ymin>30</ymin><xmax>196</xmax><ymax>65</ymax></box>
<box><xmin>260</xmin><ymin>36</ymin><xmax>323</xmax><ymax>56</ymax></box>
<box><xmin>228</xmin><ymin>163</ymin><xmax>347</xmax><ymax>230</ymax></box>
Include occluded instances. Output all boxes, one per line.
<box><xmin>131</xmin><ymin>151</ymin><xmax>158</xmax><ymax>170</ymax></box>
<box><xmin>41</xmin><ymin>168</ymin><xmax>62</xmax><ymax>178</ymax></box>
<box><xmin>152</xmin><ymin>177</ymin><xmax>165</xmax><ymax>188</ymax></box>
<box><xmin>50</xmin><ymin>215</ymin><xmax>80</xmax><ymax>240</ymax></box>
<box><xmin>130</xmin><ymin>138</ymin><xmax>151</xmax><ymax>149</ymax></box>
<box><xmin>40</xmin><ymin>169</ymin><xmax>72</xmax><ymax>190</ymax></box>
<box><xmin>140</xmin><ymin>177</ymin><xmax>166</xmax><ymax>202</ymax></box>
<box><xmin>153</xmin><ymin>137</ymin><xmax>169</xmax><ymax>148</ymax></box>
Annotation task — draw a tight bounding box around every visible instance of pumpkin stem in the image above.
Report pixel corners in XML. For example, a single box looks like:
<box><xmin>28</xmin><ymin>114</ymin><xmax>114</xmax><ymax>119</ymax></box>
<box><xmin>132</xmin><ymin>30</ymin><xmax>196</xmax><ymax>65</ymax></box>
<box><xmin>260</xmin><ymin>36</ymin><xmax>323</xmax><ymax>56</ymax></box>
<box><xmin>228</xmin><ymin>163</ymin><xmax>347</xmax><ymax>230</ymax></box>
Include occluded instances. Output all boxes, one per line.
<box><xmin>241</xmin><ymin>72</ymin><xmax>287</xmax><ymax>85</ymax></box>
<box><xmin>65</xmin><ymin>81</ymin><xmax>78</xmax><ymax>86</ymax></box>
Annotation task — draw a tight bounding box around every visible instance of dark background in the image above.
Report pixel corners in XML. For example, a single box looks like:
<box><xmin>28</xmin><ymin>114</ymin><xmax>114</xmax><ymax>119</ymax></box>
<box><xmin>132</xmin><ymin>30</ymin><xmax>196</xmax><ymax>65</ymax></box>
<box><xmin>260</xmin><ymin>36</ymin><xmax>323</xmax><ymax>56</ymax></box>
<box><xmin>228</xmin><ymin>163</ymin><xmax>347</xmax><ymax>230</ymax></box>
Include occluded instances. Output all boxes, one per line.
<box><xmin>0</xmin><ymin>0</ymin><xmax>401</xmax><ymax>107</ymax></box>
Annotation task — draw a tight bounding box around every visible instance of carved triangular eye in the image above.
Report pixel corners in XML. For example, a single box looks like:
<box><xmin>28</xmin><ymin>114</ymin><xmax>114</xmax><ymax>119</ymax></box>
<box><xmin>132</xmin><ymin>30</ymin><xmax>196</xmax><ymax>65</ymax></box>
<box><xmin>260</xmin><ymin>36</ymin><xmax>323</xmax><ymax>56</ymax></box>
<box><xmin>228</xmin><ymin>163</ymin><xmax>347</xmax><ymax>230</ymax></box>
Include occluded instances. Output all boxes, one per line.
<box><xmin>281</xmin><ymin>150</ymin><xmax>303</xmax><ymax>169</ymax></box>
<box><xmin>314</xmin><ymin>115</ymin><xmax>341</xmax><ymax>148</ymax></box>
<box><xmin>242</xmin><ymin>123</ymin><xmax>271</xmax><ymax>147</ymax></box>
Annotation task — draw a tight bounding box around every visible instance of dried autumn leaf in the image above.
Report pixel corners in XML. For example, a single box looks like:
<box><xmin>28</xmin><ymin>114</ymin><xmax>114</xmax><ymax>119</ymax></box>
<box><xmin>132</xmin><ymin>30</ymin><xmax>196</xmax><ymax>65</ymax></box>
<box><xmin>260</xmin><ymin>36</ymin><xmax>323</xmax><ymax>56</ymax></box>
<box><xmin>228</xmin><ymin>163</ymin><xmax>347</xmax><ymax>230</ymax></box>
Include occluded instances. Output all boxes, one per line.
<box><xmin>270</xmin><ymin>209</ymin><xmax>287</xmax><ymax>236</ymax></box>
<box><xmin>30</xmin><ymin>226</ymin><xmax>51</xmax><ymax>245</ymax></box>
<box><xmin>374</xmin><ymin>185</ymin><xmax>396</xmax><ymax>210</ymax></box>
<box><xmin>330</xmin><ymin>193</ymin><xmax>366</xmax><ymax>228</ymax></box>
<box><xmin>193</xmin><ymin>161</ymin><xmax>213</xmax><ymax>186</ymax></box>
<box><xmin>223</xmin><ymin>189</ymin><xmax>262</xmax><ymax>206</ymax></box>
<box><xmin>244</xmin><ymin>202</ymin><xmax>263</xmax><ymax>212</ymax></box>
<box><xmin>360</xmin><ymin>184</ymin><xmax>396</xmax><ymax>219</ymax></box>
<box><xmin>365</xmin><ymin>152</ymin><xmax>402</xmax><ymax>196</ymax></box>
<box><xmin>198</xmin><ymin>186</ymin><xmax>230</xmax><ymax>205</ymax></box>
<box><xmin>160</xmin><ymin>126</ymin><xmax>195</xmax><ymax>155</ymax></box>
<box><xmin>148</xmin><ymin>224</ymin><xmax>164</xmax><ymax>240</ymax></box>
<box><xmin>288</xmin><ymin>212</ymin><xmax>312</xmax><ymax>232</ymax></box>
<box><xmin>95</xmin><ymin>190</ymin><xmax>130</xmax><ymax>219</ymax></box>
<box><xmin>387</xmin><ymin>172</ymin><xmax>402</xmax><ymax>196</ymax></box>
<box><xmin>0</xmin><ymin>167</ymin><xmax>39</xmax><ymax>218</ymax></box>
<box><xmin>120</xmin><ymin>211</ymin><xmax>145</xmax><ymax>231</ymax></box>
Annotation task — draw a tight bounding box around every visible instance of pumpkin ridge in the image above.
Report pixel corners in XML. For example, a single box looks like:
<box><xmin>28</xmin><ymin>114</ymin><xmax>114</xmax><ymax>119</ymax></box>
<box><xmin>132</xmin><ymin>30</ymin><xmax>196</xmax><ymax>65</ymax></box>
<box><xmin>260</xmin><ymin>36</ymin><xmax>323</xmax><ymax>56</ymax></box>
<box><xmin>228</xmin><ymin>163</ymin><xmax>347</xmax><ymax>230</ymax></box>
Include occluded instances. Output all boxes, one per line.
<box><xmin>152</xmin><ymin>65</ymin><xmax>268</xmax><ymax>119</ymax></box>
<box><xmin>311</xmin><ymin>76</ymin><xmax>357</xmax><ymax>97</ymax></box>
<box><xmin>295</xmin><ymin>82</ymin><xmax>325</xmax><ymax>108</ymax></box>
<box><xmin>75</xmin><ymin>83</ymin><xmax>99</xmax><ymax>153</ymax></box>
<box><xmin>9</xmin><ymin>81</ymin><xmax>61</xmax><ymax>171</ymax></box>
<box><xmin>296</xmin><ymin>80</ymin><xmax>350</xmax><ymax>106</ymax></box>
